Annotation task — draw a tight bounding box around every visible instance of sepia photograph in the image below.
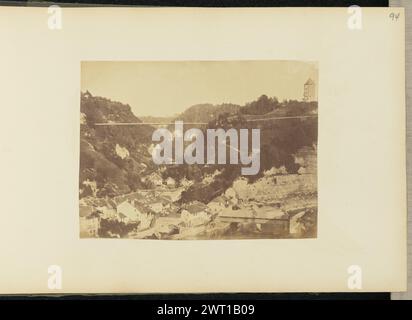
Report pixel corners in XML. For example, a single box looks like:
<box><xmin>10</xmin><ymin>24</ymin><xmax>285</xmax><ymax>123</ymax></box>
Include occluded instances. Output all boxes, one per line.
<box><xmin>79</xmin><ymin>60</ymin><xmax>318</xmax><ymax>240</ymax></box>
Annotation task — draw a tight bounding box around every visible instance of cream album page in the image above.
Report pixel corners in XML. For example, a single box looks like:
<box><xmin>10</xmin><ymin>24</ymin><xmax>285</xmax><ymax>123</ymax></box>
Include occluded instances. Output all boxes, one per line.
<box><xmin>0</xmin><ymin>7</ymin><xmax>406</xmax><ymax>293</ymax></box>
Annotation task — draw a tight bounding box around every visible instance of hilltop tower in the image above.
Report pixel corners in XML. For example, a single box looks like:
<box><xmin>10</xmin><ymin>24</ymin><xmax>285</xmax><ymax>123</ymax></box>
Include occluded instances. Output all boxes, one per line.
<box><xmin>303</xmin><ymin>78</ymin><xmax>316</xmax><ymax>102</ymax></box>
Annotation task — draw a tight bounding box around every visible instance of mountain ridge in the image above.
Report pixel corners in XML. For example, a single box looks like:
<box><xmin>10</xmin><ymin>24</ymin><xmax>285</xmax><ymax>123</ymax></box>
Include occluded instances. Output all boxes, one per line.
<box><xmin>79</xmin><ymin>91</ymin><xmax>317</xmax><ymax>202</ymax></box>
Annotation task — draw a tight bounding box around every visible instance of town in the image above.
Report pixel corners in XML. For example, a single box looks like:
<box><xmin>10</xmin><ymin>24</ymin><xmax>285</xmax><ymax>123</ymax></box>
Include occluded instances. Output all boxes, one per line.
<box><xmin>79</xmin><ymin>151</ymin><xmax>317</xmax><ymax>240</ymax></box>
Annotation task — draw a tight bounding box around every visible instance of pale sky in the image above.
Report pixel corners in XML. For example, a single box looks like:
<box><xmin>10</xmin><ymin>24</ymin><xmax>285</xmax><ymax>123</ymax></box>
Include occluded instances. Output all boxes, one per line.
<box><xmin>81</xmin><ymin>60</ymin><xmax>318</xmax><ymax>117</ymax></box>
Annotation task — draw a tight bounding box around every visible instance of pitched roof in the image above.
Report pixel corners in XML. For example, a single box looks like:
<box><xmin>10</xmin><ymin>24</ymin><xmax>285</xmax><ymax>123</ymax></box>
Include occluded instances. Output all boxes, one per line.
<box><xmin>305</xmin><ymin>78</ymin><xmax>315</xmax><ymax>85</ymax></box>
<box><xmin>185</xmin><ymin>201</ymin><xmax>208</xmax><ymax>214</ymax></box>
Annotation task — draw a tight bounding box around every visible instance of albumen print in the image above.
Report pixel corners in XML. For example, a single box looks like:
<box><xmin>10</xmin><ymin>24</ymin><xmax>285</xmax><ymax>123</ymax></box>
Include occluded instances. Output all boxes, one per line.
<box><xmin>79</xmin><ymin>61</ymin><xmax>318</xmax><ymax>240</ymax></box>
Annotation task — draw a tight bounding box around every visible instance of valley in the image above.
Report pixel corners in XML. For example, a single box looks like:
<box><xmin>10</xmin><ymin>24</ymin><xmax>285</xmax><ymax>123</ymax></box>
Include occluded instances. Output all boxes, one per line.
<box><xmin>79</xmin><ymin>92</ymin><xmax>317</xmax><ymax>240</ymax></box>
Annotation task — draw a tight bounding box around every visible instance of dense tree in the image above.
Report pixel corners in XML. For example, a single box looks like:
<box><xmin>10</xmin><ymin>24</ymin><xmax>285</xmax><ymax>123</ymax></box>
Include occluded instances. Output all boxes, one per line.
<box><xmin>241</xmin><ymin>95</ymin><xmax>279</xmax><ymax>115</ymax></box>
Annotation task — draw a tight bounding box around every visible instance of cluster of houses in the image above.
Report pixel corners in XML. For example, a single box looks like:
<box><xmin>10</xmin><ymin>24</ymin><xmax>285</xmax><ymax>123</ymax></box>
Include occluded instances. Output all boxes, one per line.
<box><xmin>79</xmin><ymin>185</ymin><xmax>217</xmax><ymax>238</ymax></box>
<box><xmin>142</xmin><ymin>172</ymin><xmax>176</xmax><ymax>188</ymax></box>
<box><xmin>79</xmin><ymin>173</ymin><xmax>314</xmax><ymax>239</ymax></box>
<box><xmin>79</xmin><ymin>145</ymin><xmax>317</xmax><ymax>239</ymax></box>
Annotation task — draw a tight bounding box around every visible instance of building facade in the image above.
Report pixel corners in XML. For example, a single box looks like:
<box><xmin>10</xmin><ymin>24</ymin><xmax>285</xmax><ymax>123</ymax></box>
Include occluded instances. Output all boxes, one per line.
<box><xmin>303</xmin><ymin>78</ymin><xmax>316</xmax><ymax>102</ymax></box>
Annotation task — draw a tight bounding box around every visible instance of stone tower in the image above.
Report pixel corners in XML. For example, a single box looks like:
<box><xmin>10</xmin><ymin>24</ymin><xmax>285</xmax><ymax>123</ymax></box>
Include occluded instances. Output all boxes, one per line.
<box><xmin>303</xmin><ymin>78</ymin><xmax>316</xmax><ymax>102</ymax></box>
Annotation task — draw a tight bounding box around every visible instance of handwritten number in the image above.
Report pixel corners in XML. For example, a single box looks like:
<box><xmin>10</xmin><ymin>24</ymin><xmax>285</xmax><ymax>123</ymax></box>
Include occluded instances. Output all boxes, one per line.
<box><xmin>389</xmin><ymin>12</ymin><xmax>400</xmax><ymax>22</ymax></box>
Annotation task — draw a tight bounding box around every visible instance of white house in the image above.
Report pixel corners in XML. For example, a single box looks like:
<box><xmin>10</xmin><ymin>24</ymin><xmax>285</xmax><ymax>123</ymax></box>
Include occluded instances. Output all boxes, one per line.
<box><xmin>149</xmin><ymin>202</ymin><xmax>164</xmax><ymax>214</ymax></box>
<box><xmin>166</xmin><ymin>177</ymin><xmax>176</xmax><ymax>187</ymax></box>
<box><xmin>116</xmin><ymin>200</ymin><xmax>154</xmax><ymax>230</ymax></box>
<box><xmin>115</xmin><ymin>144</ymin><xmax>130</xmax><ymax>159</ymax></box>
<box><xmin>147</xmin><ymin>172</ymin><xmax>163</xmax><ymax>187</ymax></box>
<box><xmin>116</xmin><ymin>201</ymin><xmax>142</xmax><ymax>223</ymax></box>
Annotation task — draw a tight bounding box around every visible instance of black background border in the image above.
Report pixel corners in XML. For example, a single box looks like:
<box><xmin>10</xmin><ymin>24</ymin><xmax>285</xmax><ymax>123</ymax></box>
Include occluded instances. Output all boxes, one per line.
<box><xmin>1</xmin><ymin>0</ymin><xmax>389</xmax><ymax>7</ymax></box>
